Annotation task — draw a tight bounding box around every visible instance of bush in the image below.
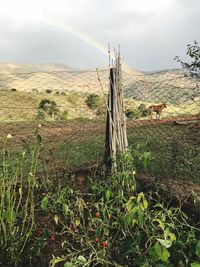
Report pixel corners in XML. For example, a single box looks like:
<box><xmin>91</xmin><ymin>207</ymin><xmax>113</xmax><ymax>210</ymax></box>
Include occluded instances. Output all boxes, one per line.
<box><xmin>10</xmin><ymin>88</ymin><xmax>17</xmax><ymax>92</ymax></box>
<box><xmin>125</xmin><ymin>108</ymin><xmax>140</xmax><ymax>119</ymax></box>
<box><xmin>138</xmin><ymin>104</ymin><xmax>150</xmax><ymax>117</ymax></box>
<box><xmin>86</xmin><ymin>94</ymin><xmax>100</xmax><ymax>109</ymax></box>
<box><xmin>35</xmin><ymin>110</ymin><xmax>46</xmax><ymax>121</ymax></box>
<box><xmin>38</xmin><ymin>99</ymin><xmax>59</xmax><ymax>118</ymax></box>
<box><xmin>39</xmin><ymin>99</ymin><xmax>51</xmax><ymax>110</ymax></box>
<box><xmin>46</xmin><ymin>89</ymin><xmax>52</xmax><ymax>94</ymax></box>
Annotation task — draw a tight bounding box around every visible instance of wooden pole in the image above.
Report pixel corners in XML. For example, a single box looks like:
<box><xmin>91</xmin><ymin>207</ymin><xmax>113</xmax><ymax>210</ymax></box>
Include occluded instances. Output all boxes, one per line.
<box><xmin>104</xmin><ymin>50</ymin><xmax>128</xmax><ymax>172</ymax></box>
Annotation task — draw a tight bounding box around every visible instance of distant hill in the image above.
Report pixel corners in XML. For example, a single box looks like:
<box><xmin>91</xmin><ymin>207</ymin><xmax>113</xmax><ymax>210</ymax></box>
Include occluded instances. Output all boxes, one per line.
<box><xmin>123</xmin><ymin>69</ymin><xmax>200</xmax><ymax>105</ymax></box>
<box><xmin>0</xmin><ymin>62</ymin><xmax>144</xmax><ymax>94</ymax></box>
<box><xmin>0</xmin><ymin>62</ymin><xmax>76</xmax><ymax>74</ymax></box>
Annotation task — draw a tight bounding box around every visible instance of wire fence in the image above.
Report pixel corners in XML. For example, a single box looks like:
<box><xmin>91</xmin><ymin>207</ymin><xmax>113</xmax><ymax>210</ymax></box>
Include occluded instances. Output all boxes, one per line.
<box><xmin>0</xmin><ymin>68</ymin><xmax>199</xmax><ymax>182</ymax></box>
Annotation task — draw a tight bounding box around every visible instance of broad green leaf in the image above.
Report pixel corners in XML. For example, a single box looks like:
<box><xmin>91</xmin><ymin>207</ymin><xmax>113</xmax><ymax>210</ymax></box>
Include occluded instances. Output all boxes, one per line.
<box><xmin>105</xmin><ymin>189</ymin><xmax>111</xmax><ymax>201</ymax></box>
<box><xmin>164</xmin><ymin>231</ymin><xmax>176</xmax><ymax>242</ymax></box>
<box><xmin>191</xmin><ymin>263</ymin><xmax>200</xmax><ymax>267</ymax></box>
<box><xmin>149</xmin><ymin>243</ymin><xmax>163</xmax><ymax>262</ymax></box>
<box><xmin>149</xmin><ymin>243</ymin><xmax>170</xmax><ymax>262</ymax></box>
<box><xmin>125</xmin><ymin>197</ymin><xmax>135</xmax><ymax>212</ymax></box>
<box><xmin>153</xmin><ymin>218</ymin><xmax>165</xmax><ymax>231</ymax></box>
<box><xmin>77</xmin><ymin>255</ymin><xmax>87</xmax><ymax>263</ymax></box>
<box><xmin>196</xmin><ymin>241</ymin><xmax>200</xmax><ymax>258</ymax></box>
<box><xmin>64</xmin><ymin>262</ymin><xmax>75</xmax><ymax>267</ymax></box>
<box><xmin>41</xmin><ymin>196</ymin><xmax>49</xmax><ymax>210</ymax></box>
<box><xmin>157</xmin><ymin>238</ymin><xmax>172</xmax><ymax>248</ymax></box>
<box><xmin>160</xmin><ymin>247</ymin><xmax>170</xmax><ymax>262</ymax></box>
<box><xmin>137</xmin><ymin>192</ymin><xmax>148</xmax><ymax>209</ymax></box>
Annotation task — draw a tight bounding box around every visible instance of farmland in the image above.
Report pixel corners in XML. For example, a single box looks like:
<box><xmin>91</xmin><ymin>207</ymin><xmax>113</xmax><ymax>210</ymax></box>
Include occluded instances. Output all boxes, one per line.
<box><xmin>0</xmin><ymin>64</ymin><xmax>200</xmax><ymax>266</ymax></box>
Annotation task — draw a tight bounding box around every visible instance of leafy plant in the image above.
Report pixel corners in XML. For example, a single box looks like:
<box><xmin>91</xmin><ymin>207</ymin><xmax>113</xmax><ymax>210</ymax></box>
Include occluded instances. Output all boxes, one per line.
<box><xmin>86</xmin><ymin>94</ymin><xmax>101</xmax><ymax>109</ymax></box>
<box><xmin>174</xmin><ymin>41</ymin><xmax>200</xmax><ymax>77</ymax></box>
<box><xmin>0</xmin><ymin>127</ymin><xmax>41</xmax><ymax>266</ymax></box>
<box><xmin>38</xmin><ymin>99</ymin><xmax>59</xmax><ymax>118</ymax></box>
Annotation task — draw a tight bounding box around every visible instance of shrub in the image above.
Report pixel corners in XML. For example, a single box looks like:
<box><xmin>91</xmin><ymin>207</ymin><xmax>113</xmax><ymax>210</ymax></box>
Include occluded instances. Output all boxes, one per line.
<box><xmin>138</xmin><ymin>103</ymin><xmax>150</xmax><ymax>117</ymax></box>
<box><xmin>35</xmin><ymin>110</ymin><xmax>45</xmax><ymax>121</ymax></box>
<box><xmin>10</xmin><ymin>88</ymin><xmax>17</xmax><ymax>92</ymax></box>
<box><xmin>38</xmin><ymin>99</ymin><xmax>59</xmax><ymax>118</ymax></box>
<box><xmin>125</xmin><ymin>108</ymin><xmax>140</xmax><ymax>119</ymax></box>
<box><xmin>86</xmin><ymin>94</ymin><xmax>100</xmax><ymax>109</ymax></box>
<box><xmin>39</xmin><ymin>99</ymin><xmax>51</xmax><ymax>110</ymax></box>
<box><xmin>46</xmin><ymin>89</ymin><xmax>52</xmax><ymax>94</ymax></box>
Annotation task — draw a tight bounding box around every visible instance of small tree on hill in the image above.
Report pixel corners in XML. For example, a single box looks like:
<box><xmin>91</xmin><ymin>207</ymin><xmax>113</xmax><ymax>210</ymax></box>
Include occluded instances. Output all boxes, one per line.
<box><xmin>86</xmin><ymin>94</ymin><xmax>100</xmax><ymax>109</ymax></box>
<box><xmin>174</xmin><ymin>41</ymin><xmax>200</xmax><ymax>78</ymax></box>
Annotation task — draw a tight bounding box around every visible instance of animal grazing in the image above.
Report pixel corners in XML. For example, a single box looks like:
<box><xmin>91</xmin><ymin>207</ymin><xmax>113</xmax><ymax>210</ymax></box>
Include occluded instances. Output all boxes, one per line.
<box><xmin>148</xmin><ymin>103</ymin><xmax>167</xmax><ymax>119</ymax></box>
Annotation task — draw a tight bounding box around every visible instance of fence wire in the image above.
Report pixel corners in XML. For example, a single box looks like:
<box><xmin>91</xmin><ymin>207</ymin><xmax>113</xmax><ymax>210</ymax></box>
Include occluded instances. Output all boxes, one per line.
<box><xmin>0</xmin><ymin>68</ymin><xmax>199</xmax><ymax>182</ymax></box>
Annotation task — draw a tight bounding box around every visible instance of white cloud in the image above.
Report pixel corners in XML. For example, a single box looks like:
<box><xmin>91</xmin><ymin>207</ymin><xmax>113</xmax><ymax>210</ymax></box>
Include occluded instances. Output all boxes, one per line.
<box><xmin>0</xmin><ymin>0</ymin><xmax>199</xmax><ymax>70</ymax></box>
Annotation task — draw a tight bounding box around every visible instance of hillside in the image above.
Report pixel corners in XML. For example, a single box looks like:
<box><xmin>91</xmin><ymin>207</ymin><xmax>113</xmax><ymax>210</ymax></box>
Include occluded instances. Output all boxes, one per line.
<box><xmin>0</xmin><ymin>62</ymin><xmax>75</xmax><ymax>74</ymax></box>
<box><xmin>0</xmin><ymin>63</ymin><xmax>199</xmax><ymax>122</ymax></box>
<box><xmin>123</xmin><ymin>69</ymin><xmax>200</xmax><ymax>116</ymax></box>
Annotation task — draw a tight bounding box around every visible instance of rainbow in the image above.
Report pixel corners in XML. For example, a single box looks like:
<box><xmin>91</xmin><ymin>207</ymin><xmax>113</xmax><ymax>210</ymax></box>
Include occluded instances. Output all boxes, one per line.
<box><xmin>36</xmin><ymin>17</ymin><xmax>129</xmax><ymax>69</ymax></box>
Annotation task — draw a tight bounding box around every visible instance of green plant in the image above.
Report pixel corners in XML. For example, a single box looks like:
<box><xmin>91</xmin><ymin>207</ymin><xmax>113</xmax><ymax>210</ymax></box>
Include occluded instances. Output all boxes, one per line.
<box><xmin>0</xmin><ymin>127</ymin><xmax>41</xmax><ymax>266</ymax></box>
<box><xmin>47</xmin><ymin>150</ymin><xmax>199</xmax><ymax>267</ymax></box>
<box><xmin>35</xmin><ymin>110</ymin><xmax>46</xmax><ymax>121</ymax></box>
<box><xmin>174</xmin><ymin>41</ymin><xmax>200</xmax><ymax>77</ymax></box>
<box><xmin>38</xmin><ymin>99</ymin><xmax>59</xmax><ymax>118</ymax></box>
<box><xmin>138</xmin><ymin>103</ymin><xmax>150</xmax><ymax>117</ymax></box>
<box><xmin>125</xmin><ymin>108</ymin><xmax>140</xmax><ymax>119</ymax></box>
<box><xmin>86</xmin><ymin>94</ymin><xmax>100</xmax><ymax>109</ymax></box>
<box><xmin>131</xmin><ymin>142</ymin><xmax>152</xmax><ymax>173</ymax></box>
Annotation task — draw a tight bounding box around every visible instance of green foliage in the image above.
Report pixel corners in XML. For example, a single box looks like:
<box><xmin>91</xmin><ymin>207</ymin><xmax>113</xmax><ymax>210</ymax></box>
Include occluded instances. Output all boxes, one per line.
<box><xmin>126</xmin><ymin>104</ymin><xmax>150</xmax><ymax>119</ymax></box>
<box><xmin>46</xmin><ymin>152</ymin><xmax>199</xmax><ymax>267</ymax></box>
<box><xmin>86</xmin><ymin>94</ymin><xmax>100</xmax><ymax>109</ymax></box>
<box><xmin>138</xmin><ymin>103</ymin><xmax>150</xmax><ymax>117</ymax></box>
<box><xmin>35</xmin><ymin>109</ymin><xmax>46</xmax><ymax>121</ymax></box>
<box><xmin>38</xmin><ymin>99</ymin><xmax>59</xmax><ymax>118</ymax></box>
<box><xmin>125</xmin><ymin>108</ymin><xmax>140</xmax><ymax>119</ymax></box>
<box><xmin>174</xmin><ymin>41</ymin><xmax>200</xmax><ymax>77</ymax></box>
<box><xmin>0</xmin><ymin>127</ymin><xmax>41</xmax><ymax>266</ymax></box>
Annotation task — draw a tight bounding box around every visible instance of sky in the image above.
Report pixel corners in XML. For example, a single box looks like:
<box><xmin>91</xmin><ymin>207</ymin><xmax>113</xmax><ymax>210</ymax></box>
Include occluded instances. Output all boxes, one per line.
<box><xmin>0</xmin><ymin>0</ymin><xmax>199</xmax><ymax>71</ymax></box>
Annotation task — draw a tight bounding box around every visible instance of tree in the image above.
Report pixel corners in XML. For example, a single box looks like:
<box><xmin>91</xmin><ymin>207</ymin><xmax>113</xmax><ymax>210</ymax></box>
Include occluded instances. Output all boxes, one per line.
<box><xmin>174</xmin><ymin>41</ymin><xmax>200</xmax><ymax>78</ymax></box>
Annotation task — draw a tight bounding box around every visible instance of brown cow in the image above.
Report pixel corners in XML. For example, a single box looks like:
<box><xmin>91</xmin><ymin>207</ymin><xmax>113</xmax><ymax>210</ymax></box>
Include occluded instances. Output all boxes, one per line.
<box><xmin>148</xmin><ymin>103</ymin><xmax>167</xmax><ymax>119</ymax></box>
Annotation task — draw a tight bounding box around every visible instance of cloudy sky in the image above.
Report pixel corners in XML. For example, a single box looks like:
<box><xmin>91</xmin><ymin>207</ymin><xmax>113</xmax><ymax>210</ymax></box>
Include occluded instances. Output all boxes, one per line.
<box><xmin>0</xmin><ymin>0</ymin><xmax>199</xmax><ymax>71</ymax></box>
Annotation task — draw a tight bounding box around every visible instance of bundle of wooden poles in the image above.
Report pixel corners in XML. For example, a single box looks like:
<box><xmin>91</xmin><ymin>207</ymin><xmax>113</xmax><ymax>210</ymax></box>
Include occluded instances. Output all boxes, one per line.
<box><xmin>104</xmin><ymin>50</ymin><xmax>128</xmax><ymax>171</ymax></box>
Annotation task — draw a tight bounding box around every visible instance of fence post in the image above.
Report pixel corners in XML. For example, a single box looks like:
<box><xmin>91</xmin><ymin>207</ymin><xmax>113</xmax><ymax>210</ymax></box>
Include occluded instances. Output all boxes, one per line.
<box><xmin>104</xmin><ymin>52</ymin><xmax>128</xmax><ymax>172</ymax></box>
